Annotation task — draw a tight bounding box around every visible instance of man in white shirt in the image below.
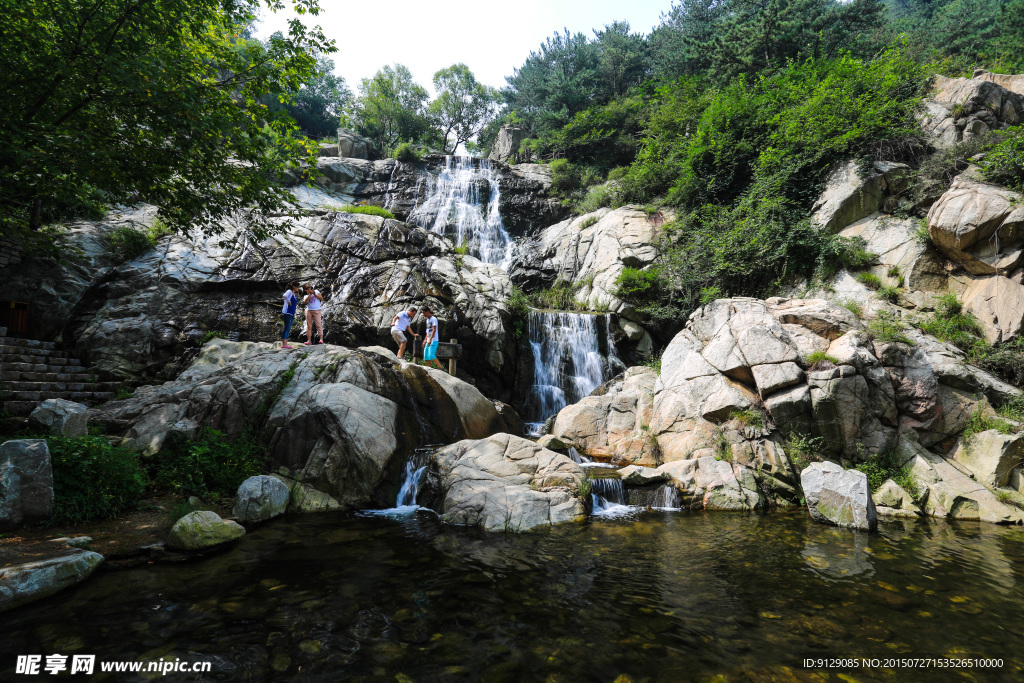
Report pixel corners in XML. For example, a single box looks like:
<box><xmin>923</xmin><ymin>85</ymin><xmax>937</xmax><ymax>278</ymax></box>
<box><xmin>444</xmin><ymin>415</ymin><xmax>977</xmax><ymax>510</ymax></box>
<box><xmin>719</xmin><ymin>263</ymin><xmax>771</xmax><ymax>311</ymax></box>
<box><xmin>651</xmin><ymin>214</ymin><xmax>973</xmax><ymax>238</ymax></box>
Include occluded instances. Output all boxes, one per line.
<box><xmin>421</xmin><ymin>307</ymin><xmax>443</xmax><ymax>370</ymax></box>
<box><xmin>390</xmin><ymin>306</ymin><xmax>419</xmax><ymax>361</ymax></box>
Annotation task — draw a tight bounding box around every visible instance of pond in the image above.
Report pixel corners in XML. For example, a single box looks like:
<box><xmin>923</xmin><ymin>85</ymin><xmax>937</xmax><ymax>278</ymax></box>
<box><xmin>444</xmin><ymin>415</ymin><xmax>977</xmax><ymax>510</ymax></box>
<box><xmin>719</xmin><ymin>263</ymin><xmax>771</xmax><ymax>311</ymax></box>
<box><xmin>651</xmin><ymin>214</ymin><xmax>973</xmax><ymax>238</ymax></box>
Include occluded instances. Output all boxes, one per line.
<box><xmin>3</xmin><ymin>509</ymin><xmax>1024</xmax><ymax>681</ymax></box>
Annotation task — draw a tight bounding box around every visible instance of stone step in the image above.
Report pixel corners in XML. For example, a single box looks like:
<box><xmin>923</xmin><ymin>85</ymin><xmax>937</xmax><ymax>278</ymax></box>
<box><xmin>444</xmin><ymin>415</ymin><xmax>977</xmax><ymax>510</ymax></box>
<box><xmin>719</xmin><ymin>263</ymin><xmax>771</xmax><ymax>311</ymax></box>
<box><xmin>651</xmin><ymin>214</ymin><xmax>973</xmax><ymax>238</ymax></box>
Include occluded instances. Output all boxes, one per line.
<box><xmin>2</xmin><ymin>401</ymin><xmax>39</xmax><ymax>416</ymax></box>
<box><xmin>0</xmin><ymin>370</ymin><xmax>98</xmax><ymax>383</ymax></box>
<box><xmin>2</xmin><ymin>362</ymin><xmax>87</xmax><ymax>374</ymax></box>
<box><xmin>3</xmin><ymin>390</ymin><xmax>115</xmax><ymax>403</ymax></box>
<box><xmin>4</xmin><ymin>381</ymin><xmax>121</xmax><ymax>393</ymax></box>
<box><xmin>0</xmin><ymin>347</ymin><xmax>71</xmax><ymax>359</ymax></box>
<box><xmin>0</xmin><ymin>353</ymin><xmax>77</xmax><ymax>366</ymax></box>
<box><xmin>0</xmin><ymin>338</ymin><xmax>56</xmax><ymax>350</ymax></box>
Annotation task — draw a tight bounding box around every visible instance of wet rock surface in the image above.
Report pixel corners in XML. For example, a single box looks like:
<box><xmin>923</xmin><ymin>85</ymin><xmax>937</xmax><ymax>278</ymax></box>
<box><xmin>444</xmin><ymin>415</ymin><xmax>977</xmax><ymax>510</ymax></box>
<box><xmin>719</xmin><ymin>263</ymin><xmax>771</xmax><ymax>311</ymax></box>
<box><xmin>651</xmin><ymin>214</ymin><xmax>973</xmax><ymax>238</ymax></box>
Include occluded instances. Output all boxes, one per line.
<box><xmin>0</xmin><ymin>440</ymin><xmax>54</xmax><ymax>531</ymax></box>
<box><xmin>0</xmin><ymin>549</ymin><xmax>103</xmax><ymax>613</ymax></box>
<box><xmin>801</xmin><ymin>461</ymin><xmax>878</xmax><ymax>531</ymax></box>
<box><xmin>166</xmin><ymin>511</ymin><xmax>246</xmax><ymax>551</ymax></box>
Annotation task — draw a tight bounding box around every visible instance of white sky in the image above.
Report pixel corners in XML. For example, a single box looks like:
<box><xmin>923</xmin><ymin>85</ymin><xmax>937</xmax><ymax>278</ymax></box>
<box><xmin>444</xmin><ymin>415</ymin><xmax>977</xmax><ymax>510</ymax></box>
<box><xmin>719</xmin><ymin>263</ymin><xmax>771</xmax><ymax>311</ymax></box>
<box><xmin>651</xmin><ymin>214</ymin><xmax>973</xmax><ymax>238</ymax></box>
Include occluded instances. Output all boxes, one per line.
<box><xmin>256</xmin><ymin>0</ymin><xmax>674</xmax><ymax>95</ymax></box>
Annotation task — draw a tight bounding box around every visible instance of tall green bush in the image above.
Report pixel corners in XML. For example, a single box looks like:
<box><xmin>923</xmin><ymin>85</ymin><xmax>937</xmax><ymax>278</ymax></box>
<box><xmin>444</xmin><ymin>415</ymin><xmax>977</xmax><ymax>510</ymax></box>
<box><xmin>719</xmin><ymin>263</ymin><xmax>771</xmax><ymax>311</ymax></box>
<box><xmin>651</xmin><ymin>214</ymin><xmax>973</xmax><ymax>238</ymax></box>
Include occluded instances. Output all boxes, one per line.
<box><xmin>48</xmin><ymin>436</ymin><xmax>148</xmax><ymax>524</ymax></box>
<box><xmin>156</xmin><ymin>428</ymin><xmax>265</xmax><ymax>498</ymax></box>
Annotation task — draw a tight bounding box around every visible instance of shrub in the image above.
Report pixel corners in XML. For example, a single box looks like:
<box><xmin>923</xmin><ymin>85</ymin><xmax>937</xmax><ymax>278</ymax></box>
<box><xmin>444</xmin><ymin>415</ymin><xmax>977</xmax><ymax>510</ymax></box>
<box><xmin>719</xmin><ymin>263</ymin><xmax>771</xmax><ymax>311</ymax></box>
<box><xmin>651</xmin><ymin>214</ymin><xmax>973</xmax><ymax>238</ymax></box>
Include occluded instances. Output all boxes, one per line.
<box><xmin>972</xmin><ymin>337</ymin><xmax>1024</xmax><ymax>386</ymax></box>
<box><xmin>393</xmin><ymin>142</ymin><xmax>421</xmax><ymax>162</ymax></box>
<box><xmin>981</xmin><ymin>126</ymin><xmax>1024</xmax><ymax>192</ymax></box>
<box><xmin>607</xmin><ymin>166</ymin><xmax>628</xmax><ymax>181</ymax></box>
<box><xmin>913</xmin><ymin>221</ymin><xmax>931</xmax><ymax>244</ymax></box>
<box><xmin>147</xmin><ymin>217</ymin><xmax>173</xmax><ymax>242</ymax></box>
<box><xmin>644</xmin><ymin>354</ymin><xmax>662</xmax><ymax>374</ymax></box>
<box><xmin>785</xmin><ymin>434</ymin><xmax>824</xmax><ymax>471</ymax></box>
<box><xmin>108</xmin><ymin>226</ymin><xmax>154</xmax><ymax>262</ymax></box>
<box><xmin>199</xmin><ymin>330</ymin><xmax>227</xmax><ymax>345</ymax></box>
<box><xmin>877</xmin><ymin>284</ymin><xmax>900</xmax><ymax>303</ymax></box>
<box><xmin>699</xmin><ymin>285</ymin><xmax>723</xmax><ymax>305</ymax></box>
<box><xmin>887</xmin><ymin>265</ymin><xmax>901</xmax><ymax>278</ymax></box>
<box><xmin>549</xmin><ymin>159</ymin><xmax>580</xmax><ymax>196</ymax></box>
<box><xmin>528</xmin><ymin>279</ymin><xmax>586</xmax><ymax>311</ymax></box>
<box><xmin>855</xmin><ymin>449</ymin><xmax>918</xmax><ymax>497</ymax></box>
<box><xmin>48</xmin><ymin>436</ymin><xmax>148</xmax><ymax>524</ymax></box>
<box><xmin>615</xmin><ymin>267</ymin><xmax>661</xmax><ymax>301</ymax></box>
<box><xmin>805</xmin><ymin>351</ymin><xmax>840</xmax><ymax>367</ymax></box>
<box><xmin>576</xmin><ymin>185</ymin><xmax>613</xmax><ymax>213</ymax></box>
<box><xmin>814</xmin><ymin>236</ymin><xmax>875</xmax><ymax>283</ymax></box>
<box><xmin>452</xmin><ymin>242</ymin><xmax>470</xmax><ymax>256</ymax></box>
<box><xmin>857</xmin><ymin>272</ymin><xmax>883</xmax><ymax>290</ymax></box>
<box><xmin>336</xmin><ymin>204</ymin><xmax>396</xmax><ymax>219</ymax></box>
<box><xmin>578</xmin><ymin>215</ymin><xmax>600</xmax><ymax>229</ymax></box>
<box><xmin>505</xmin><ymin>287</ymin><xmax>530</xmax><ymax>339</ymax></box>
<box><xmin>867</xmin><ymin>311</ymin><xmax>913</xmax><ymax>345</ymax></box>
<box><xmin>838</xmin><ymin>299</ymin><xmax>863</xmax><ymax>318</ymax></box>
<box><xmin>962</xmin><ymin>408</ymin><xmax>1015</xmax><ymax>442</ymax></box>
<box><xmin>730</xmin><ymin>409</ymin><xmax>766</xmax><ymax>430</ymax></box>
<box><xmin>917</xmin><ymin>293</ymin><xmax>984</xmax><ymax>352</ymax></box>
<box><xmin>156</xmin><ymin>428</ymin><xmax>265</xmax><ymax>498</ymax></box>
<box><xmin>997</xmin><ymin>395</ymin><xmax>1024</xmax><ymax>422</ymax></box>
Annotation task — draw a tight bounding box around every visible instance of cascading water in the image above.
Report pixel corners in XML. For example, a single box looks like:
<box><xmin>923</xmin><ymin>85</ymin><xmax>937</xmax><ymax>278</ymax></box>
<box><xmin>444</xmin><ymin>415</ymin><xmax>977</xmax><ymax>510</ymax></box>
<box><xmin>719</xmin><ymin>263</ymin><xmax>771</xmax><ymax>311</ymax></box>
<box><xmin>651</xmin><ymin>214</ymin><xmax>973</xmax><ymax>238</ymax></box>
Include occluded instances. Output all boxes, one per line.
<box><xmin>363</xmin><ymin>453</ymin><xmax>430</xmax><ymax>516</ymax></box>
<box><xmin>590</xmin><ymin>477</ymin><xmax>634</xmax><ymax>517</ymax></box>
<box><xmin>408</xmin><ymin>156</ymin><xmax>513</xmax><ymax>267</ymax></box>
<box><xmin>525</xmin><ymin>310</ymin><xmax>624</xmax><ymax>430</ymax></box>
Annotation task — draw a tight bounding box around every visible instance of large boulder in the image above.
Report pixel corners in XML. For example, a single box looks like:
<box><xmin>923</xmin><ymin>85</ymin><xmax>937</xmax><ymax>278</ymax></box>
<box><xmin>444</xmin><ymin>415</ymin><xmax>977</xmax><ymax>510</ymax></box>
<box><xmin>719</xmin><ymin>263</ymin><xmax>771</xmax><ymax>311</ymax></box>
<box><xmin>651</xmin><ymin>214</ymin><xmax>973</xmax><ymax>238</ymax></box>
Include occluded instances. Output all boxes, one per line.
<box><xmin>0</xmin><ymin>550</ymin><xmax>103</xmax><ymax>613</ymax></box>
<box><xmin>551</xmin><ymin>367</ymin><xmax>659</xmax><ymax>466</ymax></box>
<box><xmin>233</xmin><ymin>475</ymin><xmax>291</xmax><ymax>523</ymax></box>
<box><xmin>28</xmin><ymin>399</ymin><xmax>88</xmax><ymax>438</ymax></box>
<box><xmin>839</xmin><ymin>214</ymin><xmax>948</xmax><ymax>292</ymax></box>
<box><xmin>800</xmin><ymin>461</ymin><xmax>877</xmax><ymax>531</ymax></box>
<box><xmin>959</xmin><ymin>275</ymin><xmax>1024</xmax><ymax>345</ymax></box>
<box><xmin>428</xmin><ymin>433</ymin><xmax>585</xmax><ymax>532</ymax></box>
<box><xmin>810</xmin><ymin>160</ymin><xmax>910</xmax><ymax>232</ymax></box>
<box><xmin>166</xmin><ymin>511</ymin><xmax>246</xmax><ymax>550</ymax></box>
<box><xmin>654</xmin><ymin>457</ymin><xmax>764</xmax><ymax>510</ymax></box>
<box><xmin>872</xmin><ymin>479</ymin><xmax>922</xmax><ymax>518</ymax></box>
<box><xmin>0</xmin><ymin>439</ymin><xmax>54</xmax><ymax>531</ymax></box>
<box><xmin>950</xmin><ymin>430</ymin><xmax>1024</xmax><ymax>488</ymax></box>
<box><xmin>488</xmin><ymin>125</ymin><xmax>526</xmax><ymax>163</ymax></box>
<box><xmin>336</xmin><ymin>128</ymin><xmax>379</xmax><ymax>160</ymax></box>
<box><xmin>927</xmin><ymin>176</ymin><xmax>1024</xmax><ymax>277</ymax></box>
<box><xmin>509</xmin><ymin>206</ymin><xmax>667</xmax><ymax>317</ymax></box>
<box><xmin>91</xmin><ymin>340</ymin><xmax>518</xmax><ymax>511</ymax></box>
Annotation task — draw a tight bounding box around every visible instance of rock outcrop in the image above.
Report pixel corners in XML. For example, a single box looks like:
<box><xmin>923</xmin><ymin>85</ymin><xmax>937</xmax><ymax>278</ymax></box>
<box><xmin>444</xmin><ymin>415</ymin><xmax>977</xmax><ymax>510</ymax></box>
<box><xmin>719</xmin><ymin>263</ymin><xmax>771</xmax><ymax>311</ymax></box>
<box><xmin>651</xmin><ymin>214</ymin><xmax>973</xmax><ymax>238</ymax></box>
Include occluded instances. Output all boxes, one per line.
<box><xmin>167</xmin><ymin>511</ymin><xmax>246</xmax><ymax>550</ymax></box>
<box><xmin>0</xmin><ymin>440</ymin><xmax>54</xmax><ymax>531</ymax></box>
<box><xmin>811</xmin><ymin>160</ymin><xmax>911</xmax><ymax>232</ymax></box>
<box><xmin>920</xmin><ymin>75</ymin><xmax>1024</xmax><ymax>150</ymax></box>
<box><xmin>0</xmin><ymin>550</ymin><xmax>103</xmax><ymax>613</ymax></box>
<box><xmin>91</xmin><ymin>339</ymin><xmax>522</xmax><ymax>511</ymax></box>
<box><xmin>336</xmin><ymin>128</ymin><xmax>379</xmax><ymax>160</ymax></box>
<box><xmin>233</xmin><ymin>475</ymin><xmax>291</xmax><ymax>523</ymax></box>
<box><xmin>28</xmin><ymin>399</ymin><xmax>88</xmax><ymax>438</ymax></box>
<box><xmin>801</xmin><ymin>461</ymin><xmax>878</xmax><ymax>531</ymax></box>
<box><xmin>426</xmin><ymin>433</ymin><xmax>585</xmax><ymax>532</ymax></box>
<box><xmin>488</xmin><ymin>125</ymin><xmax>526</xmax><ymax>163</ymax></box>
<box><xmin>838</xmin><ymin>214</ymin><xmax>948</xmax><ymax>293</ymax></box>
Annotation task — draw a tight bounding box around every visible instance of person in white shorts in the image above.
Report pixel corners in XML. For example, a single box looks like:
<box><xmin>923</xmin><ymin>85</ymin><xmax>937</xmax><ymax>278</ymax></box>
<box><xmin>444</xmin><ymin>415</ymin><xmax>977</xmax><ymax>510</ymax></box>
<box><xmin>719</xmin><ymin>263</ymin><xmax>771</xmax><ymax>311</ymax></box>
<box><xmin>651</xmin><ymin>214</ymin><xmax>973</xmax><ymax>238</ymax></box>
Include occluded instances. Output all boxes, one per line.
<box><xmin>390</xmin><ymin>306</ymin><xmax>419</xmax><ymax>360</ymax></box>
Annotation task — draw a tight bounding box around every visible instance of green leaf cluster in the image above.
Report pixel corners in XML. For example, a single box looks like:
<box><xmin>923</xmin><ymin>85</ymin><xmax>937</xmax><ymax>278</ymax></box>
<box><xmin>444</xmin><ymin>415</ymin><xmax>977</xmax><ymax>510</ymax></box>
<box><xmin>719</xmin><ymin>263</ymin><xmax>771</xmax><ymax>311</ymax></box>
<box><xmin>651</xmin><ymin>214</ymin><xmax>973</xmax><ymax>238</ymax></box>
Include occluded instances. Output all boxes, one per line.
<box><xmin>48</xmin><ymin>436</ymin><xmax>148</xmax><ymax>524</ymax></box>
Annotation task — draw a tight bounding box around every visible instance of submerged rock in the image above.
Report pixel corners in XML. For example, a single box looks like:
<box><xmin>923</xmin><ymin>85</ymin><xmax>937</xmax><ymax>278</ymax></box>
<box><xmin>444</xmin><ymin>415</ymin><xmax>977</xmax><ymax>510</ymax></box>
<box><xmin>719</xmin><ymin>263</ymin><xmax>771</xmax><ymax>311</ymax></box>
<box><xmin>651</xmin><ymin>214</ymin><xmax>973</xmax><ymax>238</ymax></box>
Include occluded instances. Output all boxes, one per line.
<box><xmin>167</xmin><ymin>511</ymin><xmax>246</xmax><ymax>550</ymax></box>
<box><xmin>0</xmin><ymin>550</ymin><xmax>103</xmax><ymax>613</ymax></box>
<box><xmin>233</xmin><ymin>475</ymin><xmax>291</xmax><ymax>523</ymax></box>
<box><xmin>801</xmin><ymin>462</ymin><xmax>878</xmax><ymax>531</ymax></box>
<box><xmin>429</xmin><ymin>433</ymin><xmax>585</xmax><ymax>532</ymax></box>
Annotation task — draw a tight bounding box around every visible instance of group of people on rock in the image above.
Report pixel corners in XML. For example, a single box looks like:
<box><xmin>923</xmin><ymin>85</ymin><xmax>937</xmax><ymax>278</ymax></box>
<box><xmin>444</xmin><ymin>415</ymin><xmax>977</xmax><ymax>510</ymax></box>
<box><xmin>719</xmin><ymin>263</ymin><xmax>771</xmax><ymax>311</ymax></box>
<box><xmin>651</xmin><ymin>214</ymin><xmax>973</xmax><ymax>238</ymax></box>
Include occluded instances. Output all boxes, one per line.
<box><xmin>278</xmin><ymin>287</ymin><xmax>444</xmax><ymax>370</ymax></box>
<box><xmin>278</xmin><ymin>282</ymin><xmax>324</xmax><ymax>350</ymax></box>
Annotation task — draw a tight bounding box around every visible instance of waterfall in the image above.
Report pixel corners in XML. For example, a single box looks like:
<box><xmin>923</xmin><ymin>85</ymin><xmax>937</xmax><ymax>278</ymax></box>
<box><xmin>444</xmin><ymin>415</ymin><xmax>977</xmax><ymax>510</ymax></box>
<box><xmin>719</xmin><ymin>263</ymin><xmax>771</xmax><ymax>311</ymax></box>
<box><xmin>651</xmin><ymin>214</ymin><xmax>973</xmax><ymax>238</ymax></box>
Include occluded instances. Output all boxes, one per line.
<box><xmin>625</xmin><ymin>484</ymin><xmax>683</xmax><ymax>510</ymax></box>
<box><xmin>524</xmin><ymin>311</ymin><xmax>623</xmax><ymax>426</ymax></box>
<box><xmin>363</xmin><ymin>453</ymin><xmax>430</xmax><ymax>516</ymax></box>
<box><xmin>591</xmin><ymin>477</ymin><xmax>633</xmax><ymax>517</ymax></box>
<box><xmin>408</xmin><ymin>156</ymin><xmax>513</xmax><ymax>267</ymax></box>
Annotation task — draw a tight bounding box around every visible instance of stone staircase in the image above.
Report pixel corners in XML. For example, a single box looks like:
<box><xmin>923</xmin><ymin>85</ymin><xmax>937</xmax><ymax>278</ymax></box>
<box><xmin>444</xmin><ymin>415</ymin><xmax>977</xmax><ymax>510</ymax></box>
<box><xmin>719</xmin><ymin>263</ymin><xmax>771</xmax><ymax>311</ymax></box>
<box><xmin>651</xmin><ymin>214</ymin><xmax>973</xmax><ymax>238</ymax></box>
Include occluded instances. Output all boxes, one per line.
<box><xmin>1</xmin><ymin>337</ymin><xmax>119</xmax><ymax>416</ymax></box>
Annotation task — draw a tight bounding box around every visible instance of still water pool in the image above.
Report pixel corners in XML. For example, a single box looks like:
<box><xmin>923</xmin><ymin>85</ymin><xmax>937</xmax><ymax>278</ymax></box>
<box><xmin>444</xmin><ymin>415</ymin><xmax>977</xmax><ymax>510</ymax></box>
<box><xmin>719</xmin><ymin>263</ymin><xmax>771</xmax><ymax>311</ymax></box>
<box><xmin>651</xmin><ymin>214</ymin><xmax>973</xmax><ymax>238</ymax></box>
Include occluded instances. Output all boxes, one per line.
<box><xmin>3</xmin><ymin>510</ymin><xmax>1024</xmax><ymax>681</ymax></box>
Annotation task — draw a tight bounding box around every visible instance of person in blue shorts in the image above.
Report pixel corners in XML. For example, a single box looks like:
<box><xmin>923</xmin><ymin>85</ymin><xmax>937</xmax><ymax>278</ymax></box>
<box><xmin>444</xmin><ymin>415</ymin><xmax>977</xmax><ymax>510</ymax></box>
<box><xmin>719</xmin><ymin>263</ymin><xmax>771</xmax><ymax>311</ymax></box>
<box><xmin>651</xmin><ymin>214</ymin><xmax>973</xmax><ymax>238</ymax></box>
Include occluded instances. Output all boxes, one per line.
<box><xmin>421</xmin><ymin>307</ymin><xmax>443</xmax><ymax>370</ymax></box>
<box><xmin>280</xmin><ymin>282</ymin><xmax>300</xmax><ymax>349</ymax></box>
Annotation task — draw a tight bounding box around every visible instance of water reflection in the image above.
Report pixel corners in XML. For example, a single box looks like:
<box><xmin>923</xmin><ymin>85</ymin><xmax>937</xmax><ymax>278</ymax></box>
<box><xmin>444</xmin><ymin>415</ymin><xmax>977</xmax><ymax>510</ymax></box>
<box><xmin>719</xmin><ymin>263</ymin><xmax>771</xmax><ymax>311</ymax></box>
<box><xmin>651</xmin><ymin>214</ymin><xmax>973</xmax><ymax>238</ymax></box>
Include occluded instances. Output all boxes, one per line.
<box><xmin>2</xmin><ymin>511</ymin><xmax>1023</xmax><ymax>681</ymax></box>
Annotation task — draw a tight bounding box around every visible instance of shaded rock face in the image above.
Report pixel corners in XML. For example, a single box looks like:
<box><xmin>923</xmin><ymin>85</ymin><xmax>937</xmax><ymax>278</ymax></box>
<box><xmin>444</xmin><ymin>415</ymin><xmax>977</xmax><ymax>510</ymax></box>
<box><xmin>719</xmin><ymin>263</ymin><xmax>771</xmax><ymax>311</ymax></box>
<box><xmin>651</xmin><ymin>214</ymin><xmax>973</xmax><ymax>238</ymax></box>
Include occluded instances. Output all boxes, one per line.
<box><xmin>0</xmin><ymin>549</ymin><xmax>103</xmax><ymax>613</ymax></box>
<box><xmin>510</xmin><ymin>206</ymin><xmax>665</xmax><ymax>316</ymax></box>
<box><xmin>65</xmin><ymin>212</ymin><xmax>518</xmax><ymax>400</ymax></box>
<box><xmin>488</xmin><ymin>125</ymin><xmax>526</xmax><ymax>163</ymax></box>
<box><xmin>425</xmin><ymin>433</ymin><xmax>585</xmax><ymax>532</ymax></box>
<box><xmin>233</xmin><ymin>475</ymin><xmax>291</xmax><ymax>523</ymax></box>
<box><xmin>920</xmin><ymin>75</ymin><xmax>1024</xmax><ymax>150</ymax></box>
<box><xmin>336</xmin><ymin>129</ymin><xmax>379</xmax><ymax>160</ymax></box>
<box><xmin>91</xmin><ymin>340</ymin><xmax>522</xmax><ymax>510</ymax></box>
<box><xmin>28</xmin><ymin>399</ymin><xmax>88</xmax><ymax>438</ymax></box>
<box><xmin>0</xmin><ymin>440</ymin><xmax>53</xmax><ymax>531</ymax></box>
<box><xmin>801</xmin><ymin>461</ymin><xmax>877</xmax><ymax>531</ymax></box>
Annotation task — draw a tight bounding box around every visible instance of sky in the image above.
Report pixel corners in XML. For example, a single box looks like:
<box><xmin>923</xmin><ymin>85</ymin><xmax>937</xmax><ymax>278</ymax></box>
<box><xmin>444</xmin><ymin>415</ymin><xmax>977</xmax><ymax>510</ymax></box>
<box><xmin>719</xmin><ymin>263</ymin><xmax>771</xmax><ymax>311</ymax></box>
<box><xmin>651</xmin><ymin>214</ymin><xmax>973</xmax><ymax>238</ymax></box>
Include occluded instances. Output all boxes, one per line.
<box><xmin>256</xmin><ymin>0</ymin><xmax>674</xmax><ymax>96</ymax></box>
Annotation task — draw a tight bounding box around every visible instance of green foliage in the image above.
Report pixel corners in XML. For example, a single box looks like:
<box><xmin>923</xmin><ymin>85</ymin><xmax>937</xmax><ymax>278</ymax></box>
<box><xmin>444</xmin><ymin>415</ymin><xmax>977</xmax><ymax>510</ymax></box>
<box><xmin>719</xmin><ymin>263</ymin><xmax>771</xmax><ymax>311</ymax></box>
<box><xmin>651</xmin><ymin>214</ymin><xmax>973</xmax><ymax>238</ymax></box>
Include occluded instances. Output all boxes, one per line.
<box><xmin>996</xmin><ymin>395</ymin><xmax>1024</xmax><ymax>423</ymax></box>
<box><xmin>578</xmin><ymin>472</ymin><xmax>594</xmax><ymax>499</ymax></box>
<box><xmin>108</xmin><ymin>227</ymin><xmax>155</xmax><ymax>262</ymax></box>
<box><xmin>887</xmin><ymin>265</ymin><xmax>901</xmax><ymax>278</ymax></box>
<box><xmin>644</xmin><ymin>354</ymin><xmax>662</xmax><ymax>375</ymax></box>
<box><xmin>916</xmin><ymin>293</ymin><xmax>985</xmax><ymax>351</ymax></box>
<box><xmin>351</xmin><ymin>64</ymin><xmax>430</xmax><ymax>153</ymax></box>
<box><xmin>505</xmin><ymin>287</ymin><xmax>531</xmax><ymax>339</ymax></box>
<box><xmin>393</xmin><ymin>142</ymin><xmax>421</xmax><ymax>162</ymax></box>
<box><xmin>699</xmin><ymin>286</ymin><xmax>723</xmax><ymax>305</ymax></box>
<box><xmin>962</xmin><ymin>408</ymin><xmax>1014</xmax><ymax>443</ymax></box>
<box><xmin>615</xmin><ymin>267</ymin><xmax>661</xmax><ymax>300</ymax></box>
<box><xmin>867</xmin><ymin>311</ymin><xmax>914</xmax><ymax>345</ymax></box>
<box><xmin>973</xmin><ymin>337</ymin><xmax>1024</xmax><ymax>387</ymax></box>
<box><xmin>730</xmin><ymin>409</ymin><xmax>766</xmax><ymax>430</ymax></box>
<box><xmin>607</xmin><ymin>166</ymin><xmax>629</xmax><ymax>181</ymax></box>
<box><xmin>528</xmin><ymin>279</ymin><xmax>587</xmax><ymax>312</ymax></box>
<box><xmin>876</xmin><ymin>284</ymin><xmax>901</xmax><ymax>303</ymax></box>
<box><xmin>0</xmin><ymin>0</ymin><xmax>333</xmax><ymax>243</ymax></box>
<box><xmin>549</xmin><ymin>159</ymin><xmax>581</xmax><ymax>196</ymax></box>
<box><xmin>157</xmin><ymin>428</ymin><xmax>265</xmax><ymax>498</ymax></box>
<box><xmin>199</xmin><ymin>330</ymin><xmax>227</xmax><ymax>345</ymax></box>
<box><xmin>855</xmin><ymin>449</ymin><xmax>918</xmax><ymax>497</ymax></box>
<box><xmin>785</xmin><ymin>433</ymin><xmax>824</xmax><ymax>472</ymax></box>
<box><xmin>48</xmin><ymin>436</ymin><xmax>147</xmax><ymax>524</ymax></box>
<box><xmin>805</xmin><ymin>351</ymin><xmax>841</xmax><ymax>367</ymax></box>
<box><xmin>838</xmin><ymin>299</ymin><xmax>864</xmax><ymax>318</ymax></box>
<box><xmin>578</xmin><ymin>216</ymin><xmax>600</xmax><ymax>229</ymax></box>
<box><xmin>428</xmin><ymin>63</ymin><xmax>499</xmax><ymax>155</ymax></box>
<box><xmin>452</xmin><ymin>242</ymin><xmax>470</xmax><ymax>256</ymax></box>
<box><xmin>576</xmin><ymin>186</ymin><xmax>614</xmax><ymax>214</ymax></box>
<box><xmin>259</xmin><ymin>55</ymin><xmax>352</xmax><ymax>139</ymax></box>
<box><xmin>913</xmin><ymin>220</ymin><xmax>931</xmax><ymax>244</ymax></box>
<box><xmin>115</xmin><ymin>387</ymin><xmax>133</xmax><ymax>401</ymax></box>
<box><xmin>336</xmin><ymin>204</ymin><xmax>396</xmax><ymax>219</ymax></box>
<box><xmin>981</xmin><ymin>126</ymin><xmax>1024</xmax><ymax>192</ymax></box>
<box><xmin>147</xmin><ymin>217</ymin><xmax>173</xmax><ymax>242</ymax></box>
<box><xmin>996</xmin><ymin>489</ymin><xmax>1024</xmax><ymax>510</ymax></box>
<box><xmin>857</xmin><ymin>271</ymin><xmax>883</xmax><ymax>290</ymax></box>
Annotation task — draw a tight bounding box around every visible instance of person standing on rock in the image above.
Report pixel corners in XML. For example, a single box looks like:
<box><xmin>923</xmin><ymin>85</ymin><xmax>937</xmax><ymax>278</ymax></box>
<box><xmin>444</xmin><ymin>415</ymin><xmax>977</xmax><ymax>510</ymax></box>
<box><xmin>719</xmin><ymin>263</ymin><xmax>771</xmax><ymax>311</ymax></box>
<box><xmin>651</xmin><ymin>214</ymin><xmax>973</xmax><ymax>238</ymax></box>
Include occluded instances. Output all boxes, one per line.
<box><xmin>391</xmin><ymin>306</ymin><xmax>419</xmax><ymax>361</ymax></box>
<box><xmin>303</xmin><ymin>283</ymin><xmax>325</xmax><ymax>345</ymax></box>
<box><xmin>280</xmin><ymin>282</ymin><xmax>300</xmax><ymax>349</ymax></box>
<box><xmin>422</xmin><ymin>307</ymin><xmax>443</xmax><ymax>370</ymax></box>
